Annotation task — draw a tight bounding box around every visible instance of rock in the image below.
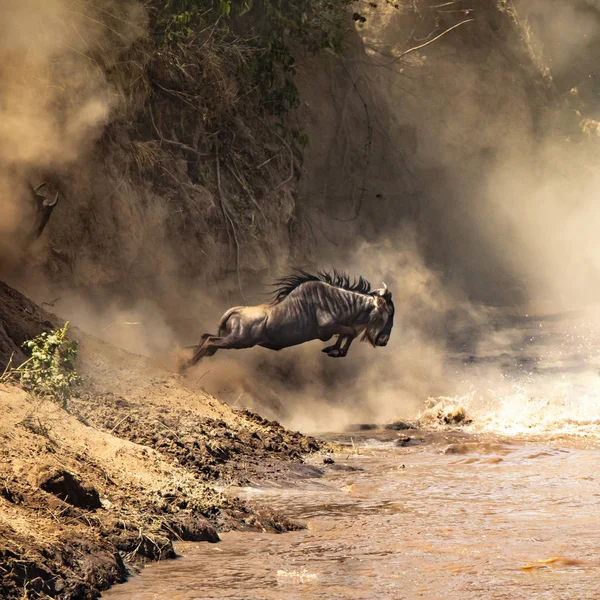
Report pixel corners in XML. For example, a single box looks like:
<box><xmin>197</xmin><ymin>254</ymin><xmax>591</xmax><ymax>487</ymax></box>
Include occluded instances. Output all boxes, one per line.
<box><xmin>444</xmin><ymin>443</ymin><xmax>471</xmax><ymax>455</ymax></box>
<box><xmin>395</xmin><ymin>437</ymin><xmax>422</xmax><ymax>447</ymax></box>
<box><xmin>346</xmin><ymin>423</ymin><xmax>378</xmax><ymax>431</ymax></box>
<box><xmin>164</xmin><ymin>514</ymin><xmax>220</xmax><ymax>543</ymax></box>
<box><xmin>328</xmin><ymin>464</ymin><xmax>364</xmax><ymax>472</ymax></box>
<box><xmin>385</xmin><ymin>420</ymin><xmax>414</xmax><ymax>431</ymax></box>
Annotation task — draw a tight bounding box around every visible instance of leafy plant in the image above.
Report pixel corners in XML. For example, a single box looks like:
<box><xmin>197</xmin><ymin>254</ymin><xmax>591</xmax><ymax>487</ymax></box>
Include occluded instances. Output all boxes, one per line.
<box><xmin>151</xmin><ymin>0</ymin><xmax>355</xmax><ymax>114</ymax></box>
<box><xmin>16</xmin><ymin>323</ymin><xmax>82</xmax><ymax>409</ymax></box>
<box><xmin>294</xmin><ymin>129</ymin><xmax>310</xmax><ymax>150</ymax></box>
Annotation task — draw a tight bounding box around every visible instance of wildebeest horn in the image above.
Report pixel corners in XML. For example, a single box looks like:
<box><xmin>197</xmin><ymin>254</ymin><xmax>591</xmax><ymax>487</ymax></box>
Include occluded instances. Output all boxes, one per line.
<box><xmin>34</xmin><ymin>182</ymin><xmax>48</xmax><ymax>195</ymax></box>
<box><xmin>43</xmin><ymin>191</ymin><xmax>59</xmax><ymax>208</ymax></box>
<box><xmin>382</xmin><ymin>282</ymin><xmax>388</xmax><ymax>294</ymax></box>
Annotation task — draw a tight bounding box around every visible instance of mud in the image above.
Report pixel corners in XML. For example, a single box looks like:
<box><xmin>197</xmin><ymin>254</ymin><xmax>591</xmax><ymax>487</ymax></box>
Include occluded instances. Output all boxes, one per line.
<box><xmin>71</xmin><ymin>395</ymin><xmax>322</xmax><ymax>486</ymax></box>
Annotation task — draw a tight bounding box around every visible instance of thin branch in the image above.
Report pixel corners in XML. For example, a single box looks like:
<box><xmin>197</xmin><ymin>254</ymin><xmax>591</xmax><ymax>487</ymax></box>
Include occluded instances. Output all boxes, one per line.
<box><xmin>215</xmin><ymin>141</ymin><xmax>246</xmax><ymax>302</ymax></box>
<box><xmin>306</xmin><ymin>213</ymin><xmax>340</xmax><ymax>247</ymax></box>
<box><xmin>321</xmin><ymin>66</ymin><xmax>372</xmax><ymax>223</ymax></box>
<box><xmin>194</xmin><ymin>368</ymin><xmax>216</xmax><ymax>384</ymax></box>
<box><xmin>256</xmin><ymin>117</ymin><xmax>295</xmax><ymax>191</ymax></box>
<box><xmin>382</xmin><ymin>19</ymin><xmax>475</xmax><ymax>66</ymax></box>
<box><xmin>225</xmin><ymin>162</ymin><xmax>267</xmax><ymax>223</ymax></box>
<box><xmin>102</xmin><ymin>321</ymin><xmax>142</xmax><ymax>332</ymax></box>
<box><xmin>0</xmin><ymin>352</ymin><xmax>16</xmax><ymax>384</ymax></box>
<box><xmin>109</xmin><ymin>415</ymin><xmax>131</xmax><ymax>435</ymax></box>
<box><xmin>40</xmin><ymin>297</ymin><xmax>62</xmax><ymax>310</ymax></box>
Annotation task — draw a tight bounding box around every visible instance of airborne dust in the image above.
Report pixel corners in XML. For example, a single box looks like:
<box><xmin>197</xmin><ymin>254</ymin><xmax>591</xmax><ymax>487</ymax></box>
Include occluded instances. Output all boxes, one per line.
<box><xmin>2</xmin><ymin>0</ymin><xmax>600</xmax><ymax>434</ymax></box>
<box><xmin>0</xmin><ymin>0</ymin><xmax>145</xmax><ymax>268</ymax></box>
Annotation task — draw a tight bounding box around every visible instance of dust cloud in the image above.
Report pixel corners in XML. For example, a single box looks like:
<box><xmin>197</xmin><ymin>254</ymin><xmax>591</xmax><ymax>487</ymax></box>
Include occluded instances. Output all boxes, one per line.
<box><xmin>0</xmin><ymin>0</ymin><xmax>146</xmax><ymax>263</ymax></box>
<box><xmin>87</xmin><ymin>1</ymin><xmax>600</xmax><ymax>434</ymax></box>
<box><xmin>6</xmin><ymin>0</ymin><xmax>600</xmax><ymax>436</ymax></box>
<box><xmin>249</xmin><ymin>0</ymin><xmax>600</xmax><ymax>432</ymax></box>
<box><xmin>184</xmin><ymin>233</ymin><xmax>483</xmax><ymax>433</ymax></box>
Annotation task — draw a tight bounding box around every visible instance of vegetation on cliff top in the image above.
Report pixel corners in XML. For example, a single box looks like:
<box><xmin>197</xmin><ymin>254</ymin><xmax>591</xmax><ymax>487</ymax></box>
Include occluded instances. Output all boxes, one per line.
<box><xmin>86</xmin><ymin>0</ymin><xmax>362</xmax><ymax>293</ymax></box>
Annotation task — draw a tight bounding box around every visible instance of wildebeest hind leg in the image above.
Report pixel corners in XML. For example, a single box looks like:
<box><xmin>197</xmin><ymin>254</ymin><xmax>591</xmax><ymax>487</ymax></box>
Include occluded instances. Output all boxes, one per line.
<box><xmin>184</xmin><ymin>335</ymin><xmax>221</xmax><ymax>369</ymax></box>
<box><xmin>185</xmin><ymin>331</ymin><xmax>255</xmax><ymax>368</ymax></box>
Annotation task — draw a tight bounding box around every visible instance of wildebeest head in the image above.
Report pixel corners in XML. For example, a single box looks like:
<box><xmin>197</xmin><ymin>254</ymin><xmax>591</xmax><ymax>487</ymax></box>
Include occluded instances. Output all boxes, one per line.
<box><xmin>363</xmin><ymin>282</ymin><xmax>395</xmax><ymax>347</ymax></box>
<box><xmin>29</xmin><ymin>182</ymin><xmax>59</xmax><ymax>240</ymax></box>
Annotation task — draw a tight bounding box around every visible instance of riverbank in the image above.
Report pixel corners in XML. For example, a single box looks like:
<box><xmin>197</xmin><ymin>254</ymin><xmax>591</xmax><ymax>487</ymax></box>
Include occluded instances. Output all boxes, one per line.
<box><xmin>0</xmin><ymin>288</ymin><xmax>328</xmax><ymax>600</ymax></box>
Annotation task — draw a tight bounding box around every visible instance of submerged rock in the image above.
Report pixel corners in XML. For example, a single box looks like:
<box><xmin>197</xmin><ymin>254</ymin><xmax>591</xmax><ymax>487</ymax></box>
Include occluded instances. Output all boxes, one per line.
<box><xmin>385</xmin><ymin>420</ymin><xmax>414</xmax><ymax>431</ymax></box>
<box><xmin>165</xmin><ymin>514</ymin><xmax>220</xmax><ymax>543</ymax></box>
<box><xmin>395</xmin><ymin>437</ymin><xmax>422</xmax><ymax>447</ymax></box>
<box><xmin>346</xmin><ymin>423</ymin><xmax>379</xmax><ymax>431</ymax></box>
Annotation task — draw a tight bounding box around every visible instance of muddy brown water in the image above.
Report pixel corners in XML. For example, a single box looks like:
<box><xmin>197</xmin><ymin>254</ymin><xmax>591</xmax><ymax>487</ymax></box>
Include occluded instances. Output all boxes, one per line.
<box><xmin>101</xmin><ymin>428</ymin><xmax>600</xmax><ymax>600</ymax></box>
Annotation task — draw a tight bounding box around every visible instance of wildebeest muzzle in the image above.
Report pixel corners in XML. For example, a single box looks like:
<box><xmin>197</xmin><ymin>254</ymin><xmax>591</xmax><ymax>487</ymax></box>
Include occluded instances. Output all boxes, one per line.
<box><xmin>376</xmin><ymin>333</ymin><xmax>389</xmax><ymax>346</ymax></box>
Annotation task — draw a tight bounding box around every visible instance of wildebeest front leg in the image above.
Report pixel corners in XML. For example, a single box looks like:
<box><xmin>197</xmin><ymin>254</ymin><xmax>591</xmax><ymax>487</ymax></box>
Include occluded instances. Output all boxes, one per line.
<box><xmin>327</xmin><ymin>335</ymin><xmax>355</xmax><ymax>358</ymax></box>
<box><xmin>322</xmin><ymin>334</ymin><xmax>345</xmax><ymax>355</ymax></box>
<box><xmin>317</xmin><ymin>320</ymin><xmax>355</xmax><ymax>358</ymax></box>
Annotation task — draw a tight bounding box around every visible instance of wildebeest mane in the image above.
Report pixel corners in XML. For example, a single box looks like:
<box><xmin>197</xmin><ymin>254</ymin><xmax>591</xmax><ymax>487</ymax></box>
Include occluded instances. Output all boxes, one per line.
<box><xmin>272</xmin><ymin>269</ymin><xmax>372</xmax><ymax>303</ymax></box>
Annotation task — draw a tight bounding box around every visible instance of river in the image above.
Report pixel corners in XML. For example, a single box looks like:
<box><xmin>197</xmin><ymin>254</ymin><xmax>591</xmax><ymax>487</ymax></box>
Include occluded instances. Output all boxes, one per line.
<box><xmin>101</xmin><ymin>427</ymin><xmax>600</xmax><ymax>600</ymax></box>
<box><xmin>102</xmin><ymin>309</ymin><xmax>600</xmax><ymax>599</ymax></box>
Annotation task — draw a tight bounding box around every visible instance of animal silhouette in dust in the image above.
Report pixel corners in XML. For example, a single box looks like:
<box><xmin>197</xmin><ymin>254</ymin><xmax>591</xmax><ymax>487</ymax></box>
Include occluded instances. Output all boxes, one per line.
<box><xmin>28</xmin><ymin>182</ymin><xmax>59</xmax><ymax>241</ymax></box>
<box><xmin>182</xmin><ymin>270</ymin><xmax>394</xmax><ymax>370</ymax></box>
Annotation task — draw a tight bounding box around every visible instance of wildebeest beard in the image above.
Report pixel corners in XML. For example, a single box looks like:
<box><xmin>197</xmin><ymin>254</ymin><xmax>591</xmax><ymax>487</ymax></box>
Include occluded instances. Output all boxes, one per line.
<box><xmin>362</xmin><ymin>298</ymin><xmax>394</xmax><ymax>346</ymax></box>
<box><xmin>181</xmin><ymin>269</ymin><xmax>395</xmax><ymax>369</ymax></box>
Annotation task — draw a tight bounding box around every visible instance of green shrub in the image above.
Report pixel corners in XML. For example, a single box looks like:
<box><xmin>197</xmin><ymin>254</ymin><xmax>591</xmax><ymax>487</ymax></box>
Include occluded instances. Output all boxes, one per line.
<box><xmin>18</xmin><ymin>323</ymin><xmax>82</xmax><ymax>409</ymax></box>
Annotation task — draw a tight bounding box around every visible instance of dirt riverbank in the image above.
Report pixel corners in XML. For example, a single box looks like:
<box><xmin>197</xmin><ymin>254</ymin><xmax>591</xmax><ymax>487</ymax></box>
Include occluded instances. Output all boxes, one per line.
<box><xmin>0</xmin><ymin>283</ymin><xmax>328</xmax><ymax>600</ymax></box>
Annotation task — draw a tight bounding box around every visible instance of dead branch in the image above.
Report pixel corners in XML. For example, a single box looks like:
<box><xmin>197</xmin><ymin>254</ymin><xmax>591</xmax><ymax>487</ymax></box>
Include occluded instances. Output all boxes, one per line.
<box><xmin>380</xmin><ymin>18</ymin><xmax>475</xmax><ymax>67</ymax></box>
<box><xmin>226</xmin><ymin>162</ymin><xmax>267</xmax><ymax>223</ymax></box>
<box><xmin>256</xmin><ymin>117</ymin><xmax>295</xmax><ymax>191</ymax></box>
<box><xmin>40</xmin><ymin>297</ymin><xmax>62</xmax><ymax>310</ymax></box>
<box><xmin>326</xmin><ymin>65</ymin><xmax>372</xmax><ymax>223</ymax></box>
<box><xmin>215</xmin><ymin>141</ymin><xmax>246</xmax><ymax>302</ymax></box>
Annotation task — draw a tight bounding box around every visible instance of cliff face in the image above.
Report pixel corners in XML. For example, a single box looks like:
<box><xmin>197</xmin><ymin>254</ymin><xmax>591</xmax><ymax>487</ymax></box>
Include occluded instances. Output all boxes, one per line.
<box><xmin>1</xmin><ymin>0</ymin><xmax>312</xmax><ymax>312</ymax></box>
<box><xmin>2</xmin><ymin>1</ymin><xmax>596</xmax><ymax>320</ymax></box>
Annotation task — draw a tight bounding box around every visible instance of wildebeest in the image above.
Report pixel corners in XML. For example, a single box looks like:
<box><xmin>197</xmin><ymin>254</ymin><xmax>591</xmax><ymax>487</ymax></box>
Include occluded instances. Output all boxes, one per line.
<box><xmin>28</xmin><ymin>182</ymin><xmax>59</xmax><ymax>241</ymax></box>
<box><xmin>182</xmin><ymin>270</ymin><xmax>394</xmax><ymax>369</ymax></box>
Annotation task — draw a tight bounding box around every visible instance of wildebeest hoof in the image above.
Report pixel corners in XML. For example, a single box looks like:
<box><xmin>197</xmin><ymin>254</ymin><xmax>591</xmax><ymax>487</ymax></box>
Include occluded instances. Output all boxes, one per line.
<box><xmin>178</xmin><ymin>359</ymin><xmax>192</xmax><ymax>374</ymax></box>
<box><xmin>322</xmin><ymin>345</ymin><xmax>335</xmax><ymax>354</ymax></box>
<box><xmin>327</xmin><ymin>348</ymin><xmax>347</xmax><ymax>358</ymax></box>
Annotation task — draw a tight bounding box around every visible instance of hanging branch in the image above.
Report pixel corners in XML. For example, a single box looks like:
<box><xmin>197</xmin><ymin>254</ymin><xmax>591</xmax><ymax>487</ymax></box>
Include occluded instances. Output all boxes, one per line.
<box><xmin>215</xmin><ymin>140</ymin><xmax>246</xmax><ymax>302</ymax></box>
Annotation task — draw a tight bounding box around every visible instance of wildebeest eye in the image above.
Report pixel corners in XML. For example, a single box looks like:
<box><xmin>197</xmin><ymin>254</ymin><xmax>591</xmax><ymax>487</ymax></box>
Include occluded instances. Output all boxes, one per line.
<box><xmin>374</xmin><ymin>297</ymin><xmax>386</xmax><ymax>310</ymax></box>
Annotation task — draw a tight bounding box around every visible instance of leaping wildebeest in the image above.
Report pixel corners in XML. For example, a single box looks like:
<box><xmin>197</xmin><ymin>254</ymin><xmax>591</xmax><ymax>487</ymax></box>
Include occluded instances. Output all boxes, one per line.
<box><xmin>182</xmin><ymin>270</ymin><xmax>394</xmax><ymax>370</ymax></box>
